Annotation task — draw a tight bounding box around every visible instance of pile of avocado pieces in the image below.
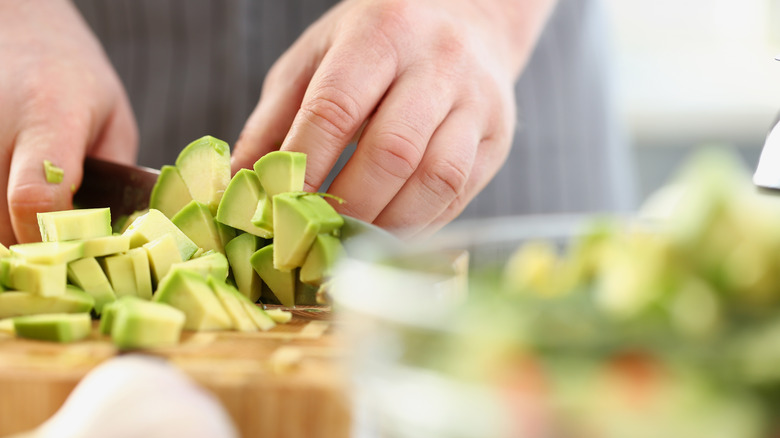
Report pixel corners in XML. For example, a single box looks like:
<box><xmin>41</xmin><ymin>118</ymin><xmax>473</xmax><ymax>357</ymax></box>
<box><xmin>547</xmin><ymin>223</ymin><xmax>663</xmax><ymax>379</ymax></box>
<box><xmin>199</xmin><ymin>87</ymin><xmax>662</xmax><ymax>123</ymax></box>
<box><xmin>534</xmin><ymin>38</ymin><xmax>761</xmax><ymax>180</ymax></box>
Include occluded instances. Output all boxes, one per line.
<box><xmin>0</xmin><ymin>135</ymin><xmax>346</xmax><ymax>349</ymax></box>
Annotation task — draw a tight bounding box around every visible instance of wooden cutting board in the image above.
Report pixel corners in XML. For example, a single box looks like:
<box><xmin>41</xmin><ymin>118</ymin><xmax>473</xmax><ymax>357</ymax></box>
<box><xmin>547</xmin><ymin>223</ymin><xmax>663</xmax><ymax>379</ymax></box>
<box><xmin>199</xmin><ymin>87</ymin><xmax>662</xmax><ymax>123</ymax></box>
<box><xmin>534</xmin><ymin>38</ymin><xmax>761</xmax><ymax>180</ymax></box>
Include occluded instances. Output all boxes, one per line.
<box><xmin>0</xmin><ymin>308</ymin><xmax>351</xmax><ymax>438</ymax></box>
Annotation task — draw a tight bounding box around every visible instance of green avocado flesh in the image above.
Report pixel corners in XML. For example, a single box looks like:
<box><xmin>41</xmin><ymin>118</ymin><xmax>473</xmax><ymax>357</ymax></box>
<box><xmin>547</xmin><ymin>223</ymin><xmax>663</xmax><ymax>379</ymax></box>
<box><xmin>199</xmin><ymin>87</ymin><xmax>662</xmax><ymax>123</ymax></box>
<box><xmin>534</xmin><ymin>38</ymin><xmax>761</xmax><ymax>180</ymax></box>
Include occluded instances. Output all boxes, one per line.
<box><xmin>106</xmin><ymin>296</ymin><xmax>186</xmax><ymax>350</ymax></box>
<box><xmin>124</xmin><ymin>209</ymin><xmax>198</xmax><ymax>261</ymax></box>
<box><xmin>250</xmin><ymin>244</ymin><xmax>296</xmax><ymax>307</ymax></box>
<box><xmin>14</xmin><ymin>313</ymin><xmax>91</xmax><ymax>343</ymax></box>
<box><xmin>38</xmin><ymin>208</ymin><xmax>112</xmax><ymax>242</ymax></box>
<box><xmin>172</xmin><ymin>200</ymin><xmax>225</xmax><ymax>255</ymax></box>
<box><xmin>300</xmin><ymin>233</ymin><xmax>344</xmax><ymax>286</ymax></box>
<box><xmin>0</xmin><ymin>286</ymin><xmax>94</xmax><ymax>319</ymax></box>
<box><xmin>175</xmin><ymin>135</ymin><xmax>231</xmax><ymax>215</ymax></box>
<box><xmin>43</xmin><ymin>160</ymin><xmax>64</xmax><ymax>184</ymax></box>
<box><xmin>225</xmin><ymin>233</ymin><xmax>264</xmax><ymax>302</ymax></box>
<box><xmin>100</xmin><ymin>248</ymin><xmax>152</xmax><ymax>300</ymax></box>
<box><xmin>143</xmin><ymin>234</ymin><xmax>183</xmax><ymax>286</ymax></box>
<box><xmin>209</xmin><ymin>277</ymin><xmax>257</xmax><ymax>332</ymax></box>
<box><xmin>153</xmin><ymin>269</ymin><xmax>233</xmax><ymax>331</ymax></box>
<box><xmin>216</xmin><ymin>169</ymin><xmax>273</xmax><ymax>238</ymax></box>
<box><xmin>1</xmin><ymin>258</ymin><xmax>67</xmax><ymax>296</ymax></box>
<box><xmin>253</xmin><ymin>151</ymin><xmax>307</xmax><ymax>199</ymax></box>
<box><xmin>169</xmin><ymin>251</ymin><xmax>229</xmax><ymax>281</ymax></box>
<box><xmin>67</xmin><ymin>257</ymin><xmax>116</xmax><ymax>315</ymax></box>
<box><xmin>149</xmin><ymin>165</ymin><xmax>193</xmax><ymax>219</ymax></box>
<box><xmin>9</xmin><ymin>241</ymin><xmax>84</xmax><ymax>265</ymax></box>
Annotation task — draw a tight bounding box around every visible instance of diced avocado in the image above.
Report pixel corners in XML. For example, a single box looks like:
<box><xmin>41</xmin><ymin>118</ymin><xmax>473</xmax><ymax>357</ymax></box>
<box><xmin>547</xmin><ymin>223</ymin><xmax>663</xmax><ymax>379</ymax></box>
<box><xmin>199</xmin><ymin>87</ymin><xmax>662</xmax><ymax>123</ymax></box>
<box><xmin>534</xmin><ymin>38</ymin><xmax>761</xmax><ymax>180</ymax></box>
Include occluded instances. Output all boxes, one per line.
<box><xmin>172</xmin><ymin>200</ymin><xmax>225</xmax><ymax>255</ymax></box>
<box><xmin>0</xmin><ymin>258</ymin><xmax>66</xmax><ymax>296</ymax></box>
<box><xmin>38</xmin><ymin>208</ymin><xmax>112</xmax><ymax>242</ymax></box>
<box><xmin>215</xmin><ymin>169</ymin><xmax>273</xmax><ymax>238</ymax></box>
<box><xmin>300</xmin><ymin>234</ymin><xmax>344</xmax><ymax>286</ymax></box>
<box><xmin>250</xmin><ymin>195</ymin><xmax>273</xmax><ymax>231</ymax></box>
<box><xmin>142</xmin><ymin>234</ymin><xmax>183</xmax><ymax>286</ymax></box>
<box><xmin>265</xmin><ymin>308</ymin><xmax>292</xmax><ymax>324</ymax></box>
<box><xmin>43</xmin><ymin>160</ymin><xmax>64</xmax><ymax>184</ymax></box>
<box><xmin>9</xmin><ymin>241</ymin><xmax>84</xmax><ymax>264</ymax></box>
<box><xmin>208</xmin><ymin>277</ymin><xmax>257</xmax><ymax>332</ymax></box>
<box><xmin>253</xmin><ymin>151</ymin><xmax>306</xmax><ymax>199</ymax></box>
<box><xmin>149</xmin><ymin>165</ymin><xmax>193</xmax><ymax>218</ymax></box>
<box><xmin>67</xmin><ymin>257</ymin><xmax>116</xmax><ymax>315</ymax></box>
<box><xmin>110</xmin><ymin>296</ymin><xmax>186</xmax><ymax>350</ymax></box>
<box><xmin>80</xmin><ymin>234</ymin><xmax>130</xmax><ymax>258</ymax></box>
<box><xmin>153</xmin><ymin>269</ymin><xmax>233</xmax><ymax>331</ymax></box>
<box><xmin>169</xmin><ymin>251</ymin><xmax>229</xmax><ymax>281</ymax></box>
<box><xmin>100</xmin><ymin>248</ymin><xmax>152</xmax><ymax>300</ymax></box>
<box><xmin>0</xmin><ymin>286</ymin><xmax>94</xmax><ymax>319</ymax></box>
<box><xmin>237</xmin><ymin>295</ymin><xmax>276</xmax><ymax>331</ymax></box>
<box><xmin>14</xmin><ymin>313</ymin><xmax>91</xmax><ymax>343</ymax></box>
<box><xmin>250</xmin><ymin>244</ymin><xmax>296</xmax><ymax>307</ymax></box>
<box><xmin>99</xmin><ymin>300</ymin><xmax>118</xmax><ymax>335</ymax></box>
<box><xmin>225</xmin><ymin>233</ymin><xmax>264</xmax><ymax>302</ymax></box>
<box><xmin>217</xmin><ymin>222</ymin><xmax>237</xmax><ymax>250</ymax></box>
<box><xmin>0</xmin><ymin>243</ymin><xmax>8</xmax><ymax>258</ymax></box>
<box><xmin>0</xmin><ymin>318</ymin><xmax>14</xmax><ymax>334</ymax></box>
<box><xmin>272</xmin><ymin>193</ymin><xmax>344</xmax><ymax>271</ymax></box>
<box><xmin>115</xmin><ymin>209</ymin><xmax>148</xmax><ymax>234</ymax></box>
<box><xmin>175</xmin><ymin>135</ymin><xmax>231</xmax><ymax>215</ymax></box>
<box><xmin>123</xmin><ymin>209</ymin><xmax>198</xmax><ymax>261</ymax></box>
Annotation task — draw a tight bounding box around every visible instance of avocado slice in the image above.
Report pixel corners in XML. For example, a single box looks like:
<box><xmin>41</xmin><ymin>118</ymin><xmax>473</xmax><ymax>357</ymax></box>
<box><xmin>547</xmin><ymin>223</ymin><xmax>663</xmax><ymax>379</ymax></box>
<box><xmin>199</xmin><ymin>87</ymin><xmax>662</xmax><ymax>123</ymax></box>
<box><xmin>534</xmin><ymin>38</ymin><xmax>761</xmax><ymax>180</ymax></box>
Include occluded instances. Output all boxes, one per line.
<box><xmin>208</xmin><ymin>277</ymin><xmax>257</xmax><ymax>332</ymax></box>
<box><xmin>175</xmin><ymin>135</ymin><xmax>231</xmax><ymax>215</ymax></box>
<box><xmin>0</xmin><ymin>257</ymin><xmax>67</xmax><ymax>296</ymax></box>
<box><xmin>14</xmin><ymin>313</ymin><xmax>92</xmax><ymax>343</ymax></box>
<box><xmin>215</xmin><ymin>169</ymin><xmax>273</xmax><ymax>238</ymax></box>
<box><xmin>265</xmin><ymin>308</ymin><xmax>292</xmax><ymax>324</ymax></box>
<box><xmin>142</xmin><ymin>234</ymin><xmax>183</xmax><ymax>287</ymax></box>
<box><xmin>100</xmin><ymin>248</ymin><xmax>152</xmax><ymax>300</ymax></box>
<box><xmin>9</xmin><ymin>241</ymin><xmax>85</xmax><ymax>265</ymax></box>
<box><xmin>0</xmin><ymin>318</ymin><xmax>14</xmax><ymax>334</ymax></box>
<box><xmin>300</xmin><ymin>234</ymin><xmax>344</xmax><ymax>286</ymax></box>
<box><xmin>224</xmin><ymin>233</ymin><xmax>264</xmax><ymax>302</ymax></box>
<box><xmin>172</xmin><ymin>200</ymin><xmax>225</xmax><ymax>255</ymax></box>
<box><xmin>0</xmin><ymin>286</ymin><xmax>94</xmax><ymax>319</ymax></box>
<box><xmin>123</xmin><ymin>209</ymin><xmax>198</xmax><ymax>261</ymax></box>
<box><xmin>250</xmin><ymin>195</ymin><xmax>273</xmax><ymax>231</ymax></box>
<box><xmin>80</xmin><ymin>234</ymin><xmax>130</xmax><ymax>258</ymax></box>
<box><xmin>43</xmin><ymin>159</ymin><xmax>64</xmax><ymax>184</ymax></box>
<box><xmin>153</xmin><ymin>269</ymin><xmax>233</xmax><ymax>331</ymax></box>
<box><xmin>253</xmin><ymin>151</ymin><xmax>307</xmax><ymax>199</ymax></box>
<box><xmin>149</xmin><ymin>165</ymin><xmax>193</xmax><ymax>218</ymax></box>
<box><xmin>109</xmin><ymin>296</ymin><xmax>186</xmax><ymax>350</ymax></box>
<box><xmin>250</xmin><ymin>244</ymin><xmax>296</xmax><ymax>307</ymax></box>
<box><xmin>169</xmin><ymin>251</ymin><xmax>229</xmax><ymax>281</ymax></box>
<box><xmin>38</xmin><ymin>207</ymin><xmax>112</xmax><ymax>242</ymax></box>
<box><xmin>67</xmin><ymin>257</ymin><xmax>116</xmax><ymax>315</ymax></box>
<box><xmin>99</xmin><ymin>299</ymin><xmax>118</xmax><ymax>335</ymax></box>
<box><xmin>0</xmin><ymin>242</ymin><xmax>9</xmax><ymax>258</ymax></box>
<box><xmin>233</xmin><ymin>292</ymin><xmax>275</xmax><ymax>331</ymax></box>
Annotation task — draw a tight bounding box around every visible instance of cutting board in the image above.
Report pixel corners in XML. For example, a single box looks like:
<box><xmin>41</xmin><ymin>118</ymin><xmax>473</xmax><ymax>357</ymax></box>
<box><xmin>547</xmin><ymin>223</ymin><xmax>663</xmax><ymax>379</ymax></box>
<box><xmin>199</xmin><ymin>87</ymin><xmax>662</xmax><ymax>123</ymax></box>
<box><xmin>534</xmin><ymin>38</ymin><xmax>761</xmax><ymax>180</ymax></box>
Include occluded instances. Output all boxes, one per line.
<box><xmin>0</xmin><ymin>308</ymin><xmax>351</xmax><ymax>438</ymax></box>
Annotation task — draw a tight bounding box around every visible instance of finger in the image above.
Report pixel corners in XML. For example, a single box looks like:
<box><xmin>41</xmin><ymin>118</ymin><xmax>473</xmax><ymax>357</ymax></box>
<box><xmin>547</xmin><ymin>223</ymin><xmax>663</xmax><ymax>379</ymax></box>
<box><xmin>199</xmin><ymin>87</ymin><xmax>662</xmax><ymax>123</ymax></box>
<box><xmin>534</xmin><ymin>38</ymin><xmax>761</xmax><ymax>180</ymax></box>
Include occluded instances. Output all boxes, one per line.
<box><xmin>325</xmin><ymin>70</ymin><xmax>454</xmax><ymax>223</ymax></box>
<box><xmin>371</xmin><ymin>107</ymin><xmax>480</xmax><ymax>236</ymax></box>
<box><xmin>87</xmin><ymin>92</ymin><xmax>138</xmax><ymax>165</ymax></box>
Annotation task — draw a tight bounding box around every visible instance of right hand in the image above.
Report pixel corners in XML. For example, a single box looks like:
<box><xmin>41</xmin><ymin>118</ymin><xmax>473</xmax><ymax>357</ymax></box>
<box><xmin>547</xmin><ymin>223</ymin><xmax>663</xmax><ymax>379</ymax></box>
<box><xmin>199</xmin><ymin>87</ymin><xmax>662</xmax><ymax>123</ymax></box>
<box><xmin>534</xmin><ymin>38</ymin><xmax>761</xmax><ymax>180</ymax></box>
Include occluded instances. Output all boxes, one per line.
<box><xmin>0</xmin><ymin>0</ymin><xmax>137</xmax><ymax>244</ymax></box>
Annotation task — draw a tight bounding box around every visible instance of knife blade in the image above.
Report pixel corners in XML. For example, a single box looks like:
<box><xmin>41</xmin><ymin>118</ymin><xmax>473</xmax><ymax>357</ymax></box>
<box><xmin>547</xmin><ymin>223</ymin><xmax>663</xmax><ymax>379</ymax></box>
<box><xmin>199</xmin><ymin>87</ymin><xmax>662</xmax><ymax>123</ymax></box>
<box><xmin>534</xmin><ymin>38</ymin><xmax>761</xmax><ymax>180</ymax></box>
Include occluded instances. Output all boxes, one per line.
<box><xmin>73</xmin><ymin>156</ymin><xmax>160</xmax><ymax>220</ymax></box>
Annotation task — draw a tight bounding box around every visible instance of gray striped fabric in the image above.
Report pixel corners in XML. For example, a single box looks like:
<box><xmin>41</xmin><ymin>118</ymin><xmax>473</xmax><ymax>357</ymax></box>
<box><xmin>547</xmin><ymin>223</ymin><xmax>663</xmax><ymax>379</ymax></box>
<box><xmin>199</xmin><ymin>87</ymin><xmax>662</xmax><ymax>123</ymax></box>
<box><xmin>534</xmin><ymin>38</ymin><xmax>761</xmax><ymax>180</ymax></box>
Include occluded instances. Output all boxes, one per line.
<box><xmin>72</xmin><ymin>0</ymin><xmax>636</xmax><ymax>220</ymax></box>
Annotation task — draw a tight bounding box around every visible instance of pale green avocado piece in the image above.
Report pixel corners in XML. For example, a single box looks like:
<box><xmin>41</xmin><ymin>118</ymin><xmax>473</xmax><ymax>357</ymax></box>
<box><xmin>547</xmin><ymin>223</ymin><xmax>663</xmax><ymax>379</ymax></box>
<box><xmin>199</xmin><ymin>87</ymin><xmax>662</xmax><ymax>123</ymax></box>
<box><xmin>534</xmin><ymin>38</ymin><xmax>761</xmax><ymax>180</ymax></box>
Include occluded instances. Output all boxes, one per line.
<box><xmin>299</xmin><ymin>234</ymin><xmax>344</xmax><ymax>286</ymax></box>
<box><xmin>0</xmin><ymin>318</ymin><xmax>14</xmax><ymax>334</ymax></box>
<box><xmin>142</xmin><ymin>234</ymin><xmax>183</xmax><ymax>286</ymax></box>
<box><xmin>250</xmin><ymin>194</ymin><xmax>273</xmax><ymax>231</ymax></box>
<box><xmin>208</xmin><ymin>277</ymin><xmax>257</xmax><ymax>332</ymax></box>
<box><xmin>153</xmin><ymin>269</ymin><xmax>233</xmax><ymax>331</ymax></box>
<box><xmin>116</xmin><ymin>209</ymin><xmax>148</xmax><ymax>234</ymax></box>
<box><xmin>215</xmin><ymin>169</ymin><xmax>273</xmax><ymax>238</ymax></box>
<box><xmin>0</xmin><ymin>242</ymin><xmax>9</xmax><ymax>258</ymax></box>
<box><xmin>80</xmin><ymin>234</ymin><xmax>130</xmax><ymax>258</ymax></box>
<box><xmin>123</xmin><ymin>209</ymin><xmax>198</xmax><ymax>261</ymax></box>
<box><xmin>172</xmin><ymin>200</ymin><xmax>225</xmax><ymax>255</ymax></box>
<box><xmin>175</xmin><ymin>135</ymin><xmax>231</xmax><ymax>215</ymax></box>
<box><xmin>272</xmin><ymin>193</ymin><xmax>344</xmax><ymax>271</ymax></box>
<box><xmin>67</xmin><ymin>257</ymin><xmax>116</xmax><ymax>315</ymax></box>
<box><xmin>100</xmin><ymin>248</ymin><xmax>152</xmax><ymax>300</ymax></box>
<box><xmin>237</xmin><ymin>294</ymin><xmax>276</xmax><ymax>331</ymax></box>
<box><xmin>250</xmin><ymin>244</ymin><xmax>295</xmax><ymax>307</ymax></box>
<box><xmin>0</xmin><ymin>257</ymin><xmax>66</xmax><ymax>296</ymax></box>
<box><xmin>9</xmin><ymin>241</ymin><xmax>84</xmax><ymax>265</ymax></box>
<box><xmin>253</xmin><ymin>151</ymin><xmax>307</xmax><ymax>199</ymax></box>
<box><xmin>14</xmin><ymin>313</ymin><xmax>91</xmax><ymax>343</ymax></box>
<box><xmin>224</xmin><ymin>233</ymin><xmax>264</xmax><ymax>302</ymax></box>
<box><xmin>99</xmin><ymin>299</ymin><xmax>119</xmax><ymax>335</ymax></box>
<box><xmin>43</xmin><ymin>159</ymin><xmax>64</xmax><ymax>184</ymax></box>
<box><xmin>0</xmin><ymin>286</ymin><xmax>94</xmax><ymax>319</ymax></box>
<box><xmin>110</xmin><ymin>296</ymin><xmax>186</xmax><ymax>350</ymax></box>
<box><xmin>217</xmin><ymin>222</ymin><xmax>237</xmax><ymax>250</ymax></box>
<box><xmin>149</xmin><ymin>165</ymin><xmax>193</xmax><ymax>219</ymax></box>
<box><xmin>169</xmin><ymin>251</ymin><xmax>229</xmax><ymax>281</ymax></box>
<box><xmin>265</xmin><ymin>308</ymin><xmax>292</xmax><ymax>324</ymax></box>
<box><xmin>38</xmin><ymin>208</ymin><xmax>112</xmax><ymax>242</ymax></box>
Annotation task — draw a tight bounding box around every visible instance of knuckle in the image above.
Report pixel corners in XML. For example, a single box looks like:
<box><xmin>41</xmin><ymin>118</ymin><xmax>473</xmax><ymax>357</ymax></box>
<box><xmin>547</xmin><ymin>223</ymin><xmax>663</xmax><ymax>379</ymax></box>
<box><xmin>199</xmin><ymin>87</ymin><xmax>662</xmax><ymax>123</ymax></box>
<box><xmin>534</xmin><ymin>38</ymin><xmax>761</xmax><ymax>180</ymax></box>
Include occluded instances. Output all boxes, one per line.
<box><xmin>300</xmin><ymin>86</ymin><xmax>362</xmax><ymax>140</ymax></box>
<box><xmin>369</xmin><ymin>129</ymin><xmax>425</xmax><ymax>182</ymax></box>
<box><xmin>419</xmin><ymin>155</ymin><xmax>470</xmax><ymax>201</ymax></box>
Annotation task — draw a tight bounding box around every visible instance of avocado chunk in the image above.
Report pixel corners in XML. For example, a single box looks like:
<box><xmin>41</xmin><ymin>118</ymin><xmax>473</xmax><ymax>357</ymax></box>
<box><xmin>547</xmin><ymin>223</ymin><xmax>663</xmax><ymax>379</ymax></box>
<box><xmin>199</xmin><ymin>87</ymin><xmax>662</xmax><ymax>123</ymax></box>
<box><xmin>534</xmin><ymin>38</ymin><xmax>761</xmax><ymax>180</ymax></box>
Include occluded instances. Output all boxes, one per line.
<box><xmin>272</xmin><ymin>193</ymin><xmax>344</xmax><ymax>271</ymax></box>
<box><xmin>80</xmin><ymin>234</ymin><xmax>130</xmax><ymax>258</ymax></box>
<box><xmin>172</xmin><ymin>200</ymin><xmax>225</xmax><ymax>255</ymax></box>
<box><xmin>0</xmin><ymin>242</ymin><xmax>9</xmax><ymax>258</ymax></box>
<box><xmin>99</xmin><ymin>300</ymin><xmax>118</xmax><ymax>335</ymax></box>
<box><xmin>208</xmin><ymin>277</ymin><xmax>257</xmax><ymax>332</ymax></box>
<box><xmin>14</xmin><ymin>313</ymin><xmax>91</xmax><ymax>343</ymax></box>
<box><xmin>9</xmin><ymin>241</ymin><xmax>84</xmax><ymax>265</ymax></box>
<box><xmin>253</xmin><ymin>151</ymin><xmax>307</xmax><ymax>199</ymax></box>
<box><xmin>300</xmin><ymin>234</ymin><xmax>344</xmax><ymax>286</ymax></box>
<box><xmin>265</xmin><ymin>308</ymin><xmax>292</xmax><ymax>324</ymax></box>
<box><xmin>225</xmin><ymin>233</ymin><xmax>264</xmax><ymax>302</ymax></box>
<box><xmin>0</xmin><ymin>286</ymin><xmax>94</xmax><ymax>319</ymax></box>
<box><xmin>169</xmin><ymin>251</ymin><xmax>229</xmax><ymax>281</ymax></box>
<box><xmin>250</xmin><ymin>195</ymin><xmax>274</xmax><ymax>232</ymax></box>
<box><xmin>38</xmin><ymin>207</ymin><xmax>112</xmax><ymax>242</ymax></box>
<box><xmin>101</xmin><ymin>248</ymin><xmax>153</xmax><ymax>300</ymax></box>
<box><xmin>0</xmin><ymin>318</ymin><xmax>14</xmax><ymax>334</ymax></box>
<box><xmin>43</xmin><ymin>159</ymin><xmax>64</xmax><ymax>184</ymax></box>
<box><xmin>153</xmin><ymin>269</ymin><xmax>233</xmax><ymax>331</ymax></box>
<box><xmin>108</xmin><ymin>296</ymin><xmax>186</xmax><ymax>349</ymax></box>
<box><xmin>142</xmin><ymin>234</ymin><xmax>183</xmax><ymax>286</ymax></box>
<box><xmin>175</xmin><ymin>135</ymin><xmax>231</xmax><ymax>215</ymax></box>
<box><xmin>123</xmin><ymin>209</ymin><xmax>198</xmax><ymax>261</ymax></box>
<box><xmin>0</xmin><ymin>257</ymin><xmax>67</xmax><ymax>296</ymax></box>
<box><xmin>67</xmin><ymin>257</ymin><xmax>116</xmax><ymax>315</ymax></box>
<box><xmin>234</xmin><ymin>292</ymin><xmax>275</xmax><ymax>331</ymax></box>
<box><xmin>250</xmin><ymin>244</ymin><xmax>296</xmax><ymax>307</ymax></box>
<box><xmin>215</xmin><ymin>169</ymin><xmax>273</xmax><ymax>238</ymax></box>
<box><xmin>149</xmin><ymin>165</ymin><xmax>193</xmax><ymax>218</ymax></box>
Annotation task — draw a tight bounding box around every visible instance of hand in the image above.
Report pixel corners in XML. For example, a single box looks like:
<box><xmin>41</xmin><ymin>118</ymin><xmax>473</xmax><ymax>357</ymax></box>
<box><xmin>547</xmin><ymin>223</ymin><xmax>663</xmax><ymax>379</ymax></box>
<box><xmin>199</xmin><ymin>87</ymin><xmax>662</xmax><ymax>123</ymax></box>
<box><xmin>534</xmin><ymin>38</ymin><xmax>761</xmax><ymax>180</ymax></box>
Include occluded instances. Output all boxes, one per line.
<box><xmin>0</xmin><ymin>0</ymin><xmax>137</xmax><ymax>244</ymax></box>
<box><xmin>233</xmin><ymin>0</ymin><xmax>556</xmax><ymax>237</ymax></box>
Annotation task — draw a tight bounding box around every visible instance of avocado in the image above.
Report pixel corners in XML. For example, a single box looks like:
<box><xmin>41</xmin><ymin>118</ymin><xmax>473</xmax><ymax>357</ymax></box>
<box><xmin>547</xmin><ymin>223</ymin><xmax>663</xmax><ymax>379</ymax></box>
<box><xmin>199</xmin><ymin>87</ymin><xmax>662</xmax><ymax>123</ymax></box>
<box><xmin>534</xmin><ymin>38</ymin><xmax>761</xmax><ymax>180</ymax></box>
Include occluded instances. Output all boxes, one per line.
<box><xmin>109</xmin><ymin>296</ymin><xmax>186</xmax><ymax>350</ymax></box>
<box><xmin>250</xmin><ymin>195</ymin><xmax>274</xmax><ymax>231</ymax></box>
<box><xmin>43</xmin><ymin>159</ymin><xmax>64</xmax><ymax>184</ymax></box>
<box><xmin>253</xmin><ymin>151</ymin><xmax>306</xmax><ymax>199</ymax></box>
<box><xmin>9</xmin><ymin>241</ymin><xmax>85</xmax><ymax>265</ymax></box>
<box><xmin>67</xmin><ymin>257</ymin><xmax>116</xmax><ymax>315</ymax></box>
<box><xmin>153</xmin><ymin>269</ymin><xmax>233</xmax><ymax>331</ymax></box>
<box><xmin>169</xmin><ymin>251</ymin><xmax>230</xmax><ymax>281</ymax></box>
<box><xmin>149</xmin><ymin>165</ymin><xmax>193</xmax><ymax>218</ymax></box>
<box><xmin>250</xmin><ymin>244</ymin><xmax>296</xmax><ymax>307</ymax></box>
<box><xmin>14</xmin><ymin>313</ymin><xmax>92</xmax><ymax>343</ymax></box>
<box><xmin>234</xmin><ymin>292</ymin><xmax>276</xmax><ymax>331</ymax></box>
<box><xmin>123</xmin><ymin>209</ymin><xmax>198</xmax><ymax>261</ymax></box>
<box><xmin>208</xmin><ymin>277</ymin><xmax>257</xmax><ymax>332</ymax></box>
<box><xmin>0</xmin><ymin>318</ymin><xmax>14</xmax><ymax>334</ymax></box>
<box><xmin>215</xmin><ymin>169</ymin><xmax>273</xmax><ymax>238</ymax></box>
<box><xmin>265</xmin><ymin>308</ymin><xmax>292</xmax><ymax>324</ymax></box>
<box><xmin>299</xmin><ymin>234</ymin><xmax>344</xmax><ymax>286</ymax></box>
<box><xmin>0</xmin><ymin>286</ymin><xmax>94</xmax><ymax>319</ymax></box>
<box><xmin>100</xmin><ymin>248</ymin><xmax>152</xmax><ymax>300</ymax></box>
<box><xmin>80</xmin><ymin>234</ymin><xmax>131</xmax><ymax>258</ymax></box>
<box><xmin>142</xmin><ymin>234</ymin><xmax>183</xmax><ymax>286</ymax></box>
<box><xmin>172</xmin><ymin>200</ymin><xmax>225</xmax><ymax>255</ymax></box>
<box><xmin>224</xmin><ymin>233</ymin><xmax>264</xmax><ymax>302</ymax></box>
<box><xmin>0</xmin><ymin>257</ymin><xmax>67</xmax><ymax>296</ymax></box>
<box><xmin>175</xmin><ymin>135</ymin><xmax>231</xmax><ymax>215</ymax></box>
<box><xmin>38</xmin><ymin>207</ymin><xmax>112</xmax><ymax>242</ymax></box>
<box><xmin>272</xmin><ymin>193</ymin><xmax>344</xmax><ymax>271</ymax></box>
<box><xmin>99</xmin><ymin>300</ymin><xmax>118</xmax><ymax>335</ymax></box>
<box><xmin>216</xmin><ymin>222</ymin><xmax>237</xmax><ymax>250</ymax></box>
<box><xmin>0</xmin><ymin>242</ymin><xmax>8</xmax><ymax>258</ymax></box>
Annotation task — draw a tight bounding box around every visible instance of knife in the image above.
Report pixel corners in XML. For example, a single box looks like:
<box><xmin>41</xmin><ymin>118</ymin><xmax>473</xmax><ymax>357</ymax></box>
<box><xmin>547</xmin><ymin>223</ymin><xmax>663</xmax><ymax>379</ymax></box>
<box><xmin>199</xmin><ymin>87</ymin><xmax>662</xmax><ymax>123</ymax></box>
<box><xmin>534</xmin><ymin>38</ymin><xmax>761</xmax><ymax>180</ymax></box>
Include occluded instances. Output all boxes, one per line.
<box><xmin>73</xmin><ymin>156</ymin><xmax>160</xmax><ymax>220</ymax></box>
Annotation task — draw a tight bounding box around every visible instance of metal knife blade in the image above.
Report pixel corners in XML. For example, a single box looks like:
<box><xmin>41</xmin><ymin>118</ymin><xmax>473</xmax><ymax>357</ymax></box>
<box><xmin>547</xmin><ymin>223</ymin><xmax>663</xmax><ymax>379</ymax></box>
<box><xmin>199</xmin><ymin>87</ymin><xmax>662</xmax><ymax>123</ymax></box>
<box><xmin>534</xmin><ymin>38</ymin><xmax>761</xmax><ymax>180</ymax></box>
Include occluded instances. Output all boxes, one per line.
<box><xmin>73</xmin><ymin>156</ymin><xmax>160</xmax><ymax>219</ymax></box>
